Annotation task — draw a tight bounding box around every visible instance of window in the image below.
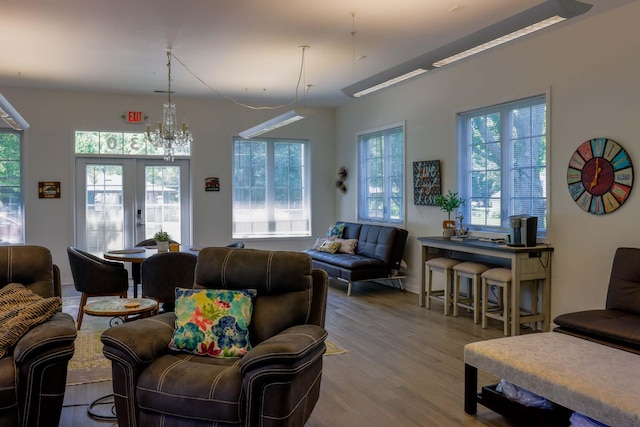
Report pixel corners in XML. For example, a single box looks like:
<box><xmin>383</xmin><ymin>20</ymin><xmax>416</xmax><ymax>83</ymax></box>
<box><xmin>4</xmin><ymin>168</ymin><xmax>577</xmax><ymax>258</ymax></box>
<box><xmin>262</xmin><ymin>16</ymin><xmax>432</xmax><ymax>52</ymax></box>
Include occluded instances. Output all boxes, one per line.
<box><xmin>74</xmin><ymin>130</ymin><xmax>190</xmax><ymax>157</ymax></box>
<box><xmin>358</xmin><ymin>125</ymin><xmax>405</xmax><ymax>224</ymax></box>
<box><xmin>232</xmin><ymin>138</ymin><xmax>310</xmax><ymax>238</ymax></box>
<box><xmin>457</xmin><ymin>95</ymin><xmax>547</xmax><ymax>235</ymax></box>
<box><xmin>0</xmin><ymin>130</ymin><xmax>23</xmax><ymax>244</ymax></box>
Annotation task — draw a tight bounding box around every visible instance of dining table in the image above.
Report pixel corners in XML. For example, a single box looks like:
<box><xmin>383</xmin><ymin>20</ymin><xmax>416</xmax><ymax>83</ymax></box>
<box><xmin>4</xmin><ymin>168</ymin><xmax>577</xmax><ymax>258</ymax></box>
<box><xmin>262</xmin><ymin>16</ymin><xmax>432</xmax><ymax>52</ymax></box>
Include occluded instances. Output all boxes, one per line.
<box><xmin>103</xmin><ymin>246</ymin><xmax>201</xmax><ymax>298</ymax></box>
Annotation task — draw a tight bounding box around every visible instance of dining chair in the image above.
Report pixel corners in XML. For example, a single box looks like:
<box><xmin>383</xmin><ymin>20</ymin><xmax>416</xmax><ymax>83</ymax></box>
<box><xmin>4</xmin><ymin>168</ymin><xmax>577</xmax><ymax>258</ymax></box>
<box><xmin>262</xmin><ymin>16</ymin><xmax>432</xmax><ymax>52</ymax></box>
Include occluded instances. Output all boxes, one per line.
<box><xmin>141</xmin><ymin>251</ymin><xmax>197</xmax><ymax>312</ymax></box>
<box><xmin>67</xmin><ymin>247</ymin><xmax>129</xmax><ymax>330</ymax></box>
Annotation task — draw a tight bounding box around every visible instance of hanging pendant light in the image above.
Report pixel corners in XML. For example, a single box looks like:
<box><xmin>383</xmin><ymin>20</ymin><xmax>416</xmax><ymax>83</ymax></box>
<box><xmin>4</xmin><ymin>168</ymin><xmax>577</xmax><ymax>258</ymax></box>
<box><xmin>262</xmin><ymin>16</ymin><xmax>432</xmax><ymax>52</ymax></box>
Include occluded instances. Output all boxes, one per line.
<box><xmin>145</xmin><ymin>49</ymin><xmax>193</xmax><ymax>161</ymax></box>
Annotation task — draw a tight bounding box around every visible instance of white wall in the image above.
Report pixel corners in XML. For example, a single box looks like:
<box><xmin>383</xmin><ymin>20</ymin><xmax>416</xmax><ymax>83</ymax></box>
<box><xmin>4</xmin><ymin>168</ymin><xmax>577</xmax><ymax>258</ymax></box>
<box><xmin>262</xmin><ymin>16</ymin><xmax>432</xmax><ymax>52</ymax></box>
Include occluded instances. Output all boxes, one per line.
<box><xmin>336</xmin><ymin>1</ymin><xmax>640</xmax><ymax>318</ymax></box>
<box><xmin>0</xmin><ymin>88</ymin><xmax>337</xmax><ymax>285</ymax></box>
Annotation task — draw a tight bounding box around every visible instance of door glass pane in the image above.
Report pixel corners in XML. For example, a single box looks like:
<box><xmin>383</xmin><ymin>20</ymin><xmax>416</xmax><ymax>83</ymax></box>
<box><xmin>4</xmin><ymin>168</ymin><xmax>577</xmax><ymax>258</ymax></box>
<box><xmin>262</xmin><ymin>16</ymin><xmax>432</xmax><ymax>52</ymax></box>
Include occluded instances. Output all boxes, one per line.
<box><xmin>85</xmin><ymin>164</ymin><xmax>124</xmax><ymax>253</ymax></box>
<box><xmin>145</xmin><ymin>166</ymin><xmax>181</xmax><ymax>243</ymax></box>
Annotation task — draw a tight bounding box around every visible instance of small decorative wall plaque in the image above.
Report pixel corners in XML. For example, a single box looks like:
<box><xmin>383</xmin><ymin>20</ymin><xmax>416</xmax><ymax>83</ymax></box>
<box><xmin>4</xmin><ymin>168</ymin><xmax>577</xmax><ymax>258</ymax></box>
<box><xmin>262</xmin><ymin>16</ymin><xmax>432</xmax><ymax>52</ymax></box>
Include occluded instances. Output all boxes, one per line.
<box><xmin>205</xmin><ymin>177</ymin><xmax>220</xmax><ymax>192</ymax></box>
<box><xmin>413</xmin><ymin>160</ymin><xmax>441</xmax><ymax>205</ymax></box>
<box><xmin>39</xmin><ymin>182</ymin><xmax>61</xmax><ymax>199</ymax></box>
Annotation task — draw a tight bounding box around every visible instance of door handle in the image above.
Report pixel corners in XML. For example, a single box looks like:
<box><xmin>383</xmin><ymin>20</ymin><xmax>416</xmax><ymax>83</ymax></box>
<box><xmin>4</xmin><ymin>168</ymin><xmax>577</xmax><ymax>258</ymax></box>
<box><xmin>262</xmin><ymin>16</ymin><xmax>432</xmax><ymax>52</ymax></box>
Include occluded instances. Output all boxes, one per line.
<box><xmin>136</xmin><ymin>222</ymin><xmax>145</xmax><ymax>226</ymax></box>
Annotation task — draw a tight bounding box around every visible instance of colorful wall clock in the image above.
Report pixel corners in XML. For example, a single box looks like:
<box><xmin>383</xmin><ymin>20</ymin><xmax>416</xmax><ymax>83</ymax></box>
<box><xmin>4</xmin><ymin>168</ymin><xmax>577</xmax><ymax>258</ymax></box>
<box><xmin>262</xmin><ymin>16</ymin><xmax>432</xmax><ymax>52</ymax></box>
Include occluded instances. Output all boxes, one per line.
<box><xmin>567</xmin><ymin>138</ymin><xmax>633</xmax><ymax>215</ymax></box>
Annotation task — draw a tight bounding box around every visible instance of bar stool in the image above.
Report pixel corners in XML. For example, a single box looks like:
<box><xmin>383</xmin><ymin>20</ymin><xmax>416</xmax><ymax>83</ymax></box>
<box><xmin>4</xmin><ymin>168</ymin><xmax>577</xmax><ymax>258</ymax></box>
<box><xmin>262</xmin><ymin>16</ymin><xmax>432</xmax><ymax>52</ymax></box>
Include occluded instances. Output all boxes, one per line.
<box><xmin>481</xmin><ymin>268</ymin><xmax>512</xmax><ymax>336</ymax></box>
<box><xmin>426</xmin><ymin>257</ymin><xmax>461</xmax><ymax>315</ymax></box>
<box><xmin>452</xmin><ymin>262</ymin><xmax>490</xmax><ymax>324</ymax></box>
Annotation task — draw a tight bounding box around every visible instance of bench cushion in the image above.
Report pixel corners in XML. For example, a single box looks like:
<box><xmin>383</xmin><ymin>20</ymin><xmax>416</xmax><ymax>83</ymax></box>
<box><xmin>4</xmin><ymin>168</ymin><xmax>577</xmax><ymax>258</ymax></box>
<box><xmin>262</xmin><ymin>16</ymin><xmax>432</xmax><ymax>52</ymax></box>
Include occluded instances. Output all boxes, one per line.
<box><xmin>553</xmin><ymin>309</ymin><xmax>640</xmax><ymax>351</ymax></box>
<box><xmin>465</xmin><ymin>332</ymin><xmax>640</xmax><ymax>427</ymax></box>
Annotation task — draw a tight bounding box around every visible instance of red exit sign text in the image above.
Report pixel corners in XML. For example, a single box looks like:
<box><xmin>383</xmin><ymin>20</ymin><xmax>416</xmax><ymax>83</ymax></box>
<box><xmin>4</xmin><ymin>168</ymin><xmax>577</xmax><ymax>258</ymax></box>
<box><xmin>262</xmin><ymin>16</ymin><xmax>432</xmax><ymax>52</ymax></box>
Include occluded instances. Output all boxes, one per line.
<box><xmin>126</xmin><ymin>111</ymin><xmax>144</xmax><ymax>123</ymax></box>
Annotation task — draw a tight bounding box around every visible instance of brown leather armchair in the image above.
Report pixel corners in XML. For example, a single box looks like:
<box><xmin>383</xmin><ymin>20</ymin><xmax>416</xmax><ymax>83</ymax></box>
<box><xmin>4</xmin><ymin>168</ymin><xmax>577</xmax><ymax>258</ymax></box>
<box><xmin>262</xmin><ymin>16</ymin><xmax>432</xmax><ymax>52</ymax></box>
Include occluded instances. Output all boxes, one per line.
<box><xmin>141</xmin><ymin>251</ymin><xmax>197</xmax><ymax>312</ymax></box>
<box><xmin>0</xmin><ymin>245</ymin><xmax>77</xmax><ymax>427</ymax></box>
<box><xmin>102</xmin><ymin>247</ymin><xmax>328</xmax><ymax>427</ymax></box>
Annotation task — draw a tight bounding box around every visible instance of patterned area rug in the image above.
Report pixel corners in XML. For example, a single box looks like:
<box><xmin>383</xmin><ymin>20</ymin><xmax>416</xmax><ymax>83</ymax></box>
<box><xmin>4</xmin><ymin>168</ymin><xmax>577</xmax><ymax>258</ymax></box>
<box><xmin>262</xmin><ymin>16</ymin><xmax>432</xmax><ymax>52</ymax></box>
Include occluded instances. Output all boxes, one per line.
<box><xmin>63</xmin><ymin>296</ymin><xmax>113</xmax><ymax>385</ymax></box>
<box><xmin>62</xmin><ymin>296</ymin><xmax>347</xmax><ymax>385</ymax></box>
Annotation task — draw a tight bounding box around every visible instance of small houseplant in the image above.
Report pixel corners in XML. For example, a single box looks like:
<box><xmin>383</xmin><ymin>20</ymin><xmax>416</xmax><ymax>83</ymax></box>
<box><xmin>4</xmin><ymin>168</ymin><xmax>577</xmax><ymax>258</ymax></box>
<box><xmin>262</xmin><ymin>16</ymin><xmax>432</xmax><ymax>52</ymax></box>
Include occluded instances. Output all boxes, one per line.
<box><xmin>434</xmin><ymin>190</ymin><xmax>465</xmax><ymax>237</ymax></box>
<box><xmin>153</xmin><ymin>230</ymin><xmax>171</xmax><ymax>252</ymax></box>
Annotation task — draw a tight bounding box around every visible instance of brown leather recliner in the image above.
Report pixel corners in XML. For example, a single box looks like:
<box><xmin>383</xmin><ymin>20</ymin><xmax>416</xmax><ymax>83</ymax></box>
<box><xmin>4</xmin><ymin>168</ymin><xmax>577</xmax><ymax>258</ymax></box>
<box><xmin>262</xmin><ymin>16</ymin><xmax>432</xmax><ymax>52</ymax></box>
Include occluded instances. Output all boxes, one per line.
<box><xmin>0</xmin><ymin>245</ymin><xmax>77</xmax><ymax>427</ymax></box>
<box><xmin>102</xmin><ymin>247</ymin><xmax>328</xmax><ymax>427</ymax></box>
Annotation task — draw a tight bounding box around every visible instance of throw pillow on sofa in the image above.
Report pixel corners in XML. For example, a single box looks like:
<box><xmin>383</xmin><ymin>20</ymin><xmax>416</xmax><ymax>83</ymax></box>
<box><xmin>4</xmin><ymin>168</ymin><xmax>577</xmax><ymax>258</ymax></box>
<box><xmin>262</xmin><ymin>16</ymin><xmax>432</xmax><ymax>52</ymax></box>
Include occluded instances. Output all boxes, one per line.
<box><xmin>326</xmin><ymin>223</ymin><xmax>345</xmax><ymax>238</ymax></box>
<box><xmin>317</xmin><ymin>240</ymin><xmax>341</xmax><ymax>254</ymax></box>
<box><xmin>332</xmin><ymin>238</ymin><xmax>358</xmax><ymax>254</ymax></box>
<box><xmin>169</xmin><ymin>288</ymin><xmax>257</xmax><ymax>358</ymax></box>
<box><xmin>312</xmin><ymin>237</ymin><xmax>328</xmax><ymax>250</ymax></box>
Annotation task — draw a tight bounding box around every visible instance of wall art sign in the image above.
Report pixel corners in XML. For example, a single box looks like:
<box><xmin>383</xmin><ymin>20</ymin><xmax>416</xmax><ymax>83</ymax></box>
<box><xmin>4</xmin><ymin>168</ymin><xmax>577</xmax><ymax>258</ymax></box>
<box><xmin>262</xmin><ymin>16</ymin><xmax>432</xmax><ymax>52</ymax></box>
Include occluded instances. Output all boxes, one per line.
<box><xmin>413</xmin><ymin>160</ymin><xmax>441</xmax><ymax>206</ymax></box>
<box><xmin>39</xmin><ymin>182</ymin><xmax>61</xmax><ymax>199</ymax></box>
<box><xmin>205</xmin><ymin>177</ymin><xmax>220</xmax><ymax>192</ymax></box>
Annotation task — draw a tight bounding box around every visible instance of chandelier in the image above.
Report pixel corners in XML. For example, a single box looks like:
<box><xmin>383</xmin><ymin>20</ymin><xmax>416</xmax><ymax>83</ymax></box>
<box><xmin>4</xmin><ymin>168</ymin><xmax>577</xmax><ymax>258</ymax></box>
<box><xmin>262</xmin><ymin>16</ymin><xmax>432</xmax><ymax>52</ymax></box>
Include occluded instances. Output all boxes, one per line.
<box><xmin>145</xmin><ymin>49</ymin><xmax>193</xmax><ymax>161</ymax></box>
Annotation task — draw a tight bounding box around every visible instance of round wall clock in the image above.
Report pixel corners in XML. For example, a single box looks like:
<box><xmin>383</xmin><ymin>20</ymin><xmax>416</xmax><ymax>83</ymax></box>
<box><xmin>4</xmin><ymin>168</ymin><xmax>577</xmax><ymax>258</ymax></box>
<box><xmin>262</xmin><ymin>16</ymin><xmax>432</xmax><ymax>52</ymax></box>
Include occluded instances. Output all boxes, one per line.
<box><xmin>567</xmin><ymin>138</ymin><xmax>633</xmax><ymax>215</ymax></box>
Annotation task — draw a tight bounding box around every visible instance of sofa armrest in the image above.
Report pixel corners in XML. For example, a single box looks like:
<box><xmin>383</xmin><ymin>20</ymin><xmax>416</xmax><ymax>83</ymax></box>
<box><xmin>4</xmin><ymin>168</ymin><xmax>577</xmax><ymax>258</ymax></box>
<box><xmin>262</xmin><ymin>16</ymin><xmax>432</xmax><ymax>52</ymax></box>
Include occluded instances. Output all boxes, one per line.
<box><xmin>101</xmin><ymin>312</ymin><xmax>176</xmax><ymax>364</ymax></box>
<box><xmin>239</xmin><ymin>324</ymin><xmax>327</xmax><ymax>373</ymax></box>
<box><xmin>13</xmin><ymin>312</ymin><xmax>76</xmax><ymax>363</ymax></box>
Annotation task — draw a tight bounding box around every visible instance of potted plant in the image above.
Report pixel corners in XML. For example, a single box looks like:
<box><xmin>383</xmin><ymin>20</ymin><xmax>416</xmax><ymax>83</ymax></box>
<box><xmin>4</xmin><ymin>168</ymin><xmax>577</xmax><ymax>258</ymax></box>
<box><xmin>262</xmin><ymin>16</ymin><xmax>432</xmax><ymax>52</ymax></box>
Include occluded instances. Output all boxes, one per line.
<box><xmin>434</xmin><ymin>190</ymin><xmax>465</xmax><ymax>238</ymax></box>
<box><xmin>153</xmin><ymin>230</ymin><xmax>171</xmax><ymax>252</ymax></box>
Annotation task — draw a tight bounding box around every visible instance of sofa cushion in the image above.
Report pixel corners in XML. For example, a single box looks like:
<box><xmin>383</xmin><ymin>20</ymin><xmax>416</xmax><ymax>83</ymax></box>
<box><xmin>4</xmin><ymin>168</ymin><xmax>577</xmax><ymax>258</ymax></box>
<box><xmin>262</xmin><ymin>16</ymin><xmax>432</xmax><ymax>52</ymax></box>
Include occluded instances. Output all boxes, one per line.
<box><xmin>169</xmin><ymin>288</ymin><xmax>257</xmax><ymax>358</ymax></box>
<box><xmin>137</xmin><ymin>353</ymin><xmax>242</xmax><ymax>424</ymax></box>
<box><xmin>326</xmin><ymin>222</ymin><xmax>345</xmax><ymax>238</ymax></box>
<box><xmin>554</xmin><ymin>309</ymin><xmax>640</xmax><ymax>348</ymax></box>
<box><xmin>0</xmin><ymin>283</ymin><xmax>61</xmax><ymax>358</ymax></box>
<box><xmin>333</xmin><ymin>238</ymin><xmax>358</xmax><ymax>254</ymax></box>
<box><xmin>356</xmin><ymin>224</ymin><xmax>398</xmax><ymax>264</ymax></box>
<box><xmin>317</xmin><ymin>240</ymin><xmax>341</xmax><ymax>254</ymax></box>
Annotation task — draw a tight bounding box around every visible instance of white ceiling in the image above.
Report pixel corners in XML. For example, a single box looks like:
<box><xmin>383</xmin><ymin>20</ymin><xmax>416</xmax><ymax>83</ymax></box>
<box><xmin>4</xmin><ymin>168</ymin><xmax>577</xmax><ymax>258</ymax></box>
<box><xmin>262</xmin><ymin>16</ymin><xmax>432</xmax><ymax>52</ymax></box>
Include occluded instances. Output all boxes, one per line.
<box><xmin>0</xmin><ymin>0</ymin><xmax>633</xmax><ymax>108</ymax></box>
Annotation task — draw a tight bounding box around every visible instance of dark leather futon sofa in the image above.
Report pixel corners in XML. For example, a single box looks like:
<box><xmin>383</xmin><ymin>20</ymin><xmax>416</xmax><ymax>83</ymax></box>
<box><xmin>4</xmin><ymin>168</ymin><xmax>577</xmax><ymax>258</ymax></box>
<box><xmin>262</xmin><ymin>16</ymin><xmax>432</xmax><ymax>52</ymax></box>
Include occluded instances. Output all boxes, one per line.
<box><xmin>305</xmin><ymin>222</ymin><xmax>408</xmax><ymax>296</ymax></box>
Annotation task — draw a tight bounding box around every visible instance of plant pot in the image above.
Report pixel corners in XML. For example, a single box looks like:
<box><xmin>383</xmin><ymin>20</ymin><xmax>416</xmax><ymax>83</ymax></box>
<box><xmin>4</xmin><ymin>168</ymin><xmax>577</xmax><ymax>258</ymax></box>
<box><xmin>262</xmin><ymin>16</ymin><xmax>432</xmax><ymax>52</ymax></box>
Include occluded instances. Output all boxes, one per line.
<box><xmin>442</xmin><ymin>228</ymin><xmax>454</xmax><ymax>239</ymax></box>
<box><xmin>157</xmin><ymin>241</ymin><xmax>169</xmax><ymax>252</ymax></box>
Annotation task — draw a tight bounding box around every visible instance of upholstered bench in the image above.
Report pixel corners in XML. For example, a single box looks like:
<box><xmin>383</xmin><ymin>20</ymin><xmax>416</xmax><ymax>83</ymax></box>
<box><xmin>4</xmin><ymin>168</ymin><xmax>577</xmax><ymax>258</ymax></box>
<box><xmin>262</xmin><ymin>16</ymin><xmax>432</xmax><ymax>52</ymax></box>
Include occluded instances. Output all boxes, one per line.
<box><xmin>464</xmin><ymin>332</ymin><xmax>640</xmax><ymax>426</ymax></box>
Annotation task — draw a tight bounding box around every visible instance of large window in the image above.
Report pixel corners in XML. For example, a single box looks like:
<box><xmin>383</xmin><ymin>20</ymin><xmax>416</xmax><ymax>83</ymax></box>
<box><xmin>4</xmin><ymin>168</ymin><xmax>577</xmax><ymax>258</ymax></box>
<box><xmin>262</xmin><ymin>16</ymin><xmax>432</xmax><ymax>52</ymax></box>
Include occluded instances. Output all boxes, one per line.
<box><xmin>0</xmin><ymin>130</ymin><xmax>22</xmax><ymax>244</ymax></box>
<box><xmin>232</xmin><ymin>138</ymin><xmax>310</xmax><ymax>238</ymax></box>
<box><xmin>358</xmin><ymin>125</ymin><xmax>405</xmax><ymax>224</ymax></box>
<box><xmin>457</xmin><ymin>95</ymin><xmax>547</xmax><ymax>235</ymax></box>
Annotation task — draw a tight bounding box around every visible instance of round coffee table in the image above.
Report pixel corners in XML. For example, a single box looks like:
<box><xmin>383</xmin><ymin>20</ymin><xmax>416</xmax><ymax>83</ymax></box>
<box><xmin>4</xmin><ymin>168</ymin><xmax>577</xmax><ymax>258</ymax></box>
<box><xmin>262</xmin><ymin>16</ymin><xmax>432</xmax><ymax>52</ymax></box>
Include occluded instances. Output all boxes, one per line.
<box><xmin>84</xmin><ymin>298</ymin><xmax>158</xmax><ymax>327</ymax></box>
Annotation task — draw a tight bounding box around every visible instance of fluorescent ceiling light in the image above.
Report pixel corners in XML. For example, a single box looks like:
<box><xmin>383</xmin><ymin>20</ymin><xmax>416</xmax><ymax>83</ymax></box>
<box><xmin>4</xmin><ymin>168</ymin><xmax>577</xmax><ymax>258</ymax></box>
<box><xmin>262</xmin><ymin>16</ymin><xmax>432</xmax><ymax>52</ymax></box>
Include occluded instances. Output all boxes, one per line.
<box><xmin>238</xmin><ymin>108</ymin><xmax>313</xmax><ymax>139</ymax></box>
<box><xmin>342</xmin><ymin>0</ymin><xmax>592</xmax><ymax>98</ymax></box>
<box><xmin>0</xmin><ymin>93</ymin><xmax>29</xmax><ymax>131</ymax></box>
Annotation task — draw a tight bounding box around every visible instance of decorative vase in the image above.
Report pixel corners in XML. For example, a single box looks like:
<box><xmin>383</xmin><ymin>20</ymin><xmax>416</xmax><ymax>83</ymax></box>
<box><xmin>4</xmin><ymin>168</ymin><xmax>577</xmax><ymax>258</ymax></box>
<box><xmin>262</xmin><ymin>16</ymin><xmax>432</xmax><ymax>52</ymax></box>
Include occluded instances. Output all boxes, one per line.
<box><xmin>157</xmin><ymin>241</ymin><xmax>169</xmax><ymax>252</ymax></box>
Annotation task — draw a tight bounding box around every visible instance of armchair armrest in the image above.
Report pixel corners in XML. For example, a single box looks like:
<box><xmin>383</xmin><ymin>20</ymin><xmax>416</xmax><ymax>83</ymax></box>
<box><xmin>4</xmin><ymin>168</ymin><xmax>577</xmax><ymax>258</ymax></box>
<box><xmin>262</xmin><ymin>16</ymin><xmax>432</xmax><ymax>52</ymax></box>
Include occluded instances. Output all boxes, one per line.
<box><xmin>239</xmin><ymin>324</ymin><xmax>327</xmax><ymax>373</ymax></box>
<box><xmin>101</xmin><ymin>312</ymin><xmax>175</xmax><ymax>364</ymax></box>
<box><xmin>13</xmin><ymin>312</ymin><xmax>76</xmax><ymax>363</ymax></box>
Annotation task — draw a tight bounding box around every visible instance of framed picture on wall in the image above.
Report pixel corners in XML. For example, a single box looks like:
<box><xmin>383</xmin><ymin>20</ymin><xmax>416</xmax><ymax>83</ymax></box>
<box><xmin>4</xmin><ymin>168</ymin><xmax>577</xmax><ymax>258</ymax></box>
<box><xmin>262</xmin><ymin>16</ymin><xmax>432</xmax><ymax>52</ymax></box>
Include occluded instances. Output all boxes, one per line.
<box><xmin>413</xmin><ymin>160</ymin><xmax>441</xmax><ymax>205</ymax></box>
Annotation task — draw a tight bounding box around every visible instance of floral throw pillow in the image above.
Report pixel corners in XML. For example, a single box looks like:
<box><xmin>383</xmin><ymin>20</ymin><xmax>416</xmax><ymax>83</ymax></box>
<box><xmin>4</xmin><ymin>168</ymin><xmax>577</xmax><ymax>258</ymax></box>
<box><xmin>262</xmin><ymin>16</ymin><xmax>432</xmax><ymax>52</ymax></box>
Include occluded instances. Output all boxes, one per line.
<box><xmin>332</xmin><ymin>238</ymin><xmax>358</xmax><ymax>254</ymax></box>
<box><xmin>169</xmin><ymin>288</ymin><xmax>257</xmax><ymax>358</ymax></box>
<box><xmin>326</xmin><ymin>223</ymin><xmax>345</xmax><ymax>238</ymax></box>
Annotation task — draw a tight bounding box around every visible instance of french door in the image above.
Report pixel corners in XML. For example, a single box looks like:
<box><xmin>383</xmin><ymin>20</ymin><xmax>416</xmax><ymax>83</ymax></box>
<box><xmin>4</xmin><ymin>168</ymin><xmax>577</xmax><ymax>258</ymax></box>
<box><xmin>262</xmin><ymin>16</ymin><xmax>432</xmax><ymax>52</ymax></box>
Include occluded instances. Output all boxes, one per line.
<box><xmin>75</xmin><ymin>158</ymin><xmax>190</xmax><ymax>254</ymax></box>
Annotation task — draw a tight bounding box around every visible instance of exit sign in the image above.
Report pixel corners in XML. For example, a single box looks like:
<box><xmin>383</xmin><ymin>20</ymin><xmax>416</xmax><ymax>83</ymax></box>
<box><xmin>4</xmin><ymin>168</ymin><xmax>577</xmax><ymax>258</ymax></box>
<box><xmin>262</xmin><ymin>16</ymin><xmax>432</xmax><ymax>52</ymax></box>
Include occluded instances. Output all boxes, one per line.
<box><xmin>125</xmin><ymin>111</ymin><xmax>145</xmax><ymax>124</ymax></box>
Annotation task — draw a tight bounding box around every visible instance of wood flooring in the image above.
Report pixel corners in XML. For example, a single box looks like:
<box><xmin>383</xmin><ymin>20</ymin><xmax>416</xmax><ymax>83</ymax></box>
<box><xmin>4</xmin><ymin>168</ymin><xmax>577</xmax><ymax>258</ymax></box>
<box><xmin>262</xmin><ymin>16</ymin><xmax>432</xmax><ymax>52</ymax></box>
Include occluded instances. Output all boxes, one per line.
<box><xmin>61</xmin><ymin>280</ymin><xmax>515</xmax><ymax>426</ymax></box>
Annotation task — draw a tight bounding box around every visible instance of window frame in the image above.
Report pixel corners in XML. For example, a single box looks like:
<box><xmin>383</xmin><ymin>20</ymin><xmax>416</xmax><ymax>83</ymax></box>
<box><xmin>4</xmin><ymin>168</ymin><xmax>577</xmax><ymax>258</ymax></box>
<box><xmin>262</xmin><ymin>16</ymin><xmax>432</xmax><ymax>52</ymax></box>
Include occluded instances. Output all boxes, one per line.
<box><xmin>357</xmin><ymin>122</ymin><xmax>405</xmax><ymax>225</ymax></box>
<box><xmin>456</xmin><ymin>94</ymin><xmax>549</xmax><ymax>237</ymax></box>
<box><xmin>232</xmin><ymin>137</ymin><xmax>311</xmax><ymax>239</ymax></box>
<box><xmin>0</xmin><ymin>129</ymin><xmax>24</xmax><ymax>244</ymax></box>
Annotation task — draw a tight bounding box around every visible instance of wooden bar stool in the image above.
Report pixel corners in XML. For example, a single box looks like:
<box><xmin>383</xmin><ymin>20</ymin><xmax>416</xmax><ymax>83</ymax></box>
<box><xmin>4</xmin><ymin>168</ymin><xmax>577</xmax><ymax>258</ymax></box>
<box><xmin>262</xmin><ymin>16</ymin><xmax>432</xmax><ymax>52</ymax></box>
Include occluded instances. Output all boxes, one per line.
<box><xmin>425</xmin><ymin>257</ymin><xmax>461</xmax><ymax>315</ymax></box>
<box><xmin>452</xmin><ymin>262</ymin><xmax>490</xmax><ymax>324</ymax></box>
<box><xmin>481</xmin><ymin>267</ymin><xmax>512</xmax><ymax>336</ymax></box>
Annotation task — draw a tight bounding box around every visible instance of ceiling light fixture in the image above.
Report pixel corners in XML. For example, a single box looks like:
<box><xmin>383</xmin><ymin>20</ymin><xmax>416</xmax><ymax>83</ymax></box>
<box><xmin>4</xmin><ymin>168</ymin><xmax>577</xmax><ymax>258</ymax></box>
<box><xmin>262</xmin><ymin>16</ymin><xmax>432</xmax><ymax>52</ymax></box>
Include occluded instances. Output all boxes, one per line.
<box><xmin>144</xmin><ymin>49</ymin><xmax>193</xmax><ymax>161</ymax></box>
<box><xmin>238</xmin><ymin>108</ymin><xmax>313</xmax><ymax>139</ymax></box>
<box><xmin>239</xmin><ymin>46</ymin><xmax>312</xmax><ymax>139</ymax></box>
<box><xmin>342</xmin><ymin>0</ymin><xmax>592</xmax><ymax>98</ymax></box>
<box><xmin>0</xmin><ymin>93</ymin><xmax>29</xmax><ymax>131</ymax></box>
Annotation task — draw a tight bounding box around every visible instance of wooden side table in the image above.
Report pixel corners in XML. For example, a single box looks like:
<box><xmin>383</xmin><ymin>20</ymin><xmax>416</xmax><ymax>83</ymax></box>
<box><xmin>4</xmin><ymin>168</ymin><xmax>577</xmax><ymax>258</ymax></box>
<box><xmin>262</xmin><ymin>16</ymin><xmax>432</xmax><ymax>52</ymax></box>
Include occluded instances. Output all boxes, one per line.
<box><xmin>84</xmin><ymin>297</ymin><xmax>158</xmax><ymax>420</ymax></box>
<box><xmin>84</xmin><ymin>298</ymin><xmax>158</xmax><ymax>327</ymax></box>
